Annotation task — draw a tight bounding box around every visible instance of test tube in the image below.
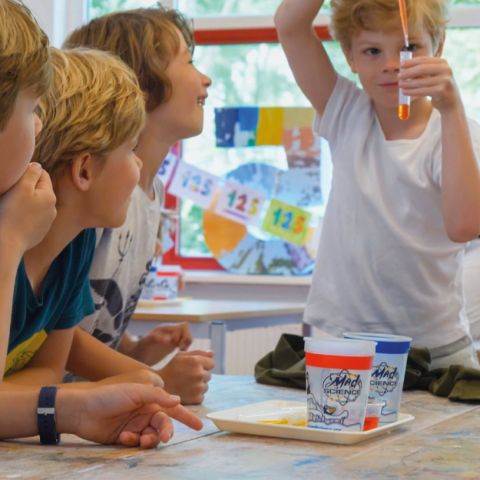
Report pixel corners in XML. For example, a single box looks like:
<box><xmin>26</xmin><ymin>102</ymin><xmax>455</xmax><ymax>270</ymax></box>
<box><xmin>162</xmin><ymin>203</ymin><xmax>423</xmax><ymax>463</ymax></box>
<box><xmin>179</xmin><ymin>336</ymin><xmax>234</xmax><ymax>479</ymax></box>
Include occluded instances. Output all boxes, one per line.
<box><xmin>398</xmin><ymin>49</ymin><xmax>412</xmax><ymax>121</ymax></box>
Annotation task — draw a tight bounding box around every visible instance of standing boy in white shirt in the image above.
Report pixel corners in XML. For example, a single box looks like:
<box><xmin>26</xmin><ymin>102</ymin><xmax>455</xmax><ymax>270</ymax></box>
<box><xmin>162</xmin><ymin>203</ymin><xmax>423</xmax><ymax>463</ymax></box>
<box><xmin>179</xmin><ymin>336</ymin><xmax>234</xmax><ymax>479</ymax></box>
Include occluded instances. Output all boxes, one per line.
<box><xmin>275</xmin><ymin>0</ymin><xmax>480</xmax><ymax>368</ymax></box>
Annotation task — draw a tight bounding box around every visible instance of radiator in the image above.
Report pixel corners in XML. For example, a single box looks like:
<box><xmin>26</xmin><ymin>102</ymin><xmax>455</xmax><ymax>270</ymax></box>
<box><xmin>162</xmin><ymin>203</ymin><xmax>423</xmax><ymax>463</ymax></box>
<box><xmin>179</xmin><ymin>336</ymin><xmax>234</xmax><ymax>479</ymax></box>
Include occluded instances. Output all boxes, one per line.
<box><xmin>190</xmin><ymin>323</ymin><xmax>304</xmax><ymax>375</ymax></box>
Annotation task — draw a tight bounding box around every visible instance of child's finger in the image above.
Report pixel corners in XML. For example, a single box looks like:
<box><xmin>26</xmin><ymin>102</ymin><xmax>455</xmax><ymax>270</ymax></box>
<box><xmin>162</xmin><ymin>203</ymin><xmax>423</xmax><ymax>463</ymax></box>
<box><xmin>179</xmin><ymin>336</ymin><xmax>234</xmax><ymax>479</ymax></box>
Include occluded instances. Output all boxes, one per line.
<box><xmin>185</xmin><ymin>349</ymin><xmax>214</xmax><ymax>358</ymax></box>
<box><xmin>148</xmin><ymin>412</ymin><xmax>174</xmax><ymax>444</ymax></box>
<box><xmin>117</xmin><ymin>430</ymin><xmax>141</xmax><ymax>447</ymax></box>
<box><xmin>138</xmin><ymin>424</ymin><xmax>166</xmax><ymax>448</ymax></box>
<box><xmin>163</xmin><ymin>404</ymin><xmax>203</xmax><ymax>431</ymax></box>
<box><xmin>34</xmin><ymin>168</ymin><xmax>55</xmax><ymax>193</ymax></box>
<box><xmin>18</xmin><ymin>162</ymin><xmax>43</xmax><ymax>189</ymax></box>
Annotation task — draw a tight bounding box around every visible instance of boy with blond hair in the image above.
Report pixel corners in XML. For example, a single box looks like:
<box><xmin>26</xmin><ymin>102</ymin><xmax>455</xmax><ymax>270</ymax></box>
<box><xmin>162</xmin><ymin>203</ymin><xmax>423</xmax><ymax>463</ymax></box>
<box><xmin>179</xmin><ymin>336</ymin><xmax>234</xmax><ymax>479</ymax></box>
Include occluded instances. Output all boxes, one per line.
<box><xmin>0</xmin><ymin>1</ymin><xmax>199</xmax><ymax>447</ymax></box>
<box><xmin>0</xmin><ymin>0</ymin><xmax>56</xmax><ymax>372</ymax></box>
<box><xmin>64</xmin><ymin>6</ymin><xmax>213</xmax><ymax>404</ymax></box>
<box><xmin>276</xmin><ymin>0</ymin><xmax>480</xmax><ymax>368</ymax></box>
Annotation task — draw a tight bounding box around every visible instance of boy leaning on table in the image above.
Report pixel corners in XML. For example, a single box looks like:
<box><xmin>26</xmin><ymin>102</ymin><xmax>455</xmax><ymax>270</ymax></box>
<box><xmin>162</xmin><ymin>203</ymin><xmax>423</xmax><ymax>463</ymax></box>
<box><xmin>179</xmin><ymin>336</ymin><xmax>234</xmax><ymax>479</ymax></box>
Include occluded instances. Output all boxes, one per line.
<box><xmin>64</xmin><ymin>5</ymin><xmax>214</xmax><ymax>404</ymax></box>
<box><xmin>275</xmin><ymin>0</ymin><xmax>480</xmax><ymax>369</ymax></box>
<box><xmin>0</xmin><ymin>0</ymin><xmax>199</xmax><ymax>447</ymax></box>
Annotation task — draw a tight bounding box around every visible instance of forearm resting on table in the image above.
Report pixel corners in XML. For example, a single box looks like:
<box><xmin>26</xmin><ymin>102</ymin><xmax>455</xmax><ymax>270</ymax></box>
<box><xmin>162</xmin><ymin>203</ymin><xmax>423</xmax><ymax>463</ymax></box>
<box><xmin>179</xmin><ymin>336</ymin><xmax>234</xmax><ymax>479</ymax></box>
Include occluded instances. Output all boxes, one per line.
<box><xmin>0</xmin><ymin>387</ymin><xmax>88</xmax><ymax>439</ymax></box>
<box><xmin>117</xmin><ymin>331</ymin><xmax>139</xmax><ymax>357</ymax></box>
<box><xmin>67</xmin><ymin>327</ymin><xmax>157</xmax><ymax>382</ymax></box>
<box><xmin>2</xmin><ymin>367</ymin><xmax>63</xmax><ymax>386</ymax></box>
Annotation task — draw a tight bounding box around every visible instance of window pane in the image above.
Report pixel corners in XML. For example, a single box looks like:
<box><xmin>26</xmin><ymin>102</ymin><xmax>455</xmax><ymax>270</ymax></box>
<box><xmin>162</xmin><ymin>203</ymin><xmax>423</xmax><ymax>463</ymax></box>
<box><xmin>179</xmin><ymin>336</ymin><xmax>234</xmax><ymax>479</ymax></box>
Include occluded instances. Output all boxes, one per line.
<box><xmin>180</xmin><ymin>31</ymin><xmax>480</xmax><ymax>260</ymax></box>
<box><xmin>179</xmin><ymin>41</ymin><xmax>352</xmax><ymax>258</ymax></box>
<box><xmin>175</xmin><ymin>0</ymin><xmax>281</xmax><ymax>17</ymax></box>
<box><xmin>444</xmin><ymin>29</ymin><xmax>480</xmax><ymax>121</ymax></box>
<box><xmin>88</xmin><ymin>0</ymin><xmax>154</xmax><ymax>18</ymax></box>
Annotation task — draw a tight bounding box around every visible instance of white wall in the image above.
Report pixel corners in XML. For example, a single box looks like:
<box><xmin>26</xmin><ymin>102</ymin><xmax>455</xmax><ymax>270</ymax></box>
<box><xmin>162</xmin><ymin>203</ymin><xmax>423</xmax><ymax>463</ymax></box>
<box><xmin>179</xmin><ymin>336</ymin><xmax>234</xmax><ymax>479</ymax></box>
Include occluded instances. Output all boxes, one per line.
<box><xmin>23</xmin><ymin>0</ymin><xmax>177</xmax><ymax>47</ymax></box>
<box><xmin>23</xmin><ymin>0</ymin><xmax>87</xmax><ymax>46</ymax></box>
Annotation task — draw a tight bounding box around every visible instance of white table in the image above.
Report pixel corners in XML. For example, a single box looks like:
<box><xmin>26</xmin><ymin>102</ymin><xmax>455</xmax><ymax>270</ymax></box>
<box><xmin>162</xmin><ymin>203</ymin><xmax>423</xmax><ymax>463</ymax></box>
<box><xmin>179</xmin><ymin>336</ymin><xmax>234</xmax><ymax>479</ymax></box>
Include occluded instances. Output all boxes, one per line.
<box><xmin>131</xmin><ymin>299</ymin><xmax>307</xmax><ymax>374</ymax></box>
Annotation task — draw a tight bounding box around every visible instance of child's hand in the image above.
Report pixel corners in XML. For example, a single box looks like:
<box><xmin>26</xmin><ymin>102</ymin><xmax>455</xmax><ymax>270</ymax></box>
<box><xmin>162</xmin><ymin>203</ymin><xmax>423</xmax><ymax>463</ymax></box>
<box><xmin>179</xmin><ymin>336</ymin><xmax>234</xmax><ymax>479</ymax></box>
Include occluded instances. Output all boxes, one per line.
<box><xmin>64</xmin><ymin>383</ymin><xmax>202</xmax><ymax>448</ymax></box>
<box><xmin>398</xmin><ymin>56</ymin><xmax>461</xmax><ymax>114</ymax></box>
<box><xmin>0</xmin><ymin>162</ymin><xmax>56</xmax><ymax>255</ymax></box>
<box><xmin>158</xmin><ymin>350</ymin><xmax>215</xmax><ymax>405</ymax></box>
<box><xmin>129</xmin><ymin>323</ymin><xmax>193</xmax><ymax>366</ymax></box>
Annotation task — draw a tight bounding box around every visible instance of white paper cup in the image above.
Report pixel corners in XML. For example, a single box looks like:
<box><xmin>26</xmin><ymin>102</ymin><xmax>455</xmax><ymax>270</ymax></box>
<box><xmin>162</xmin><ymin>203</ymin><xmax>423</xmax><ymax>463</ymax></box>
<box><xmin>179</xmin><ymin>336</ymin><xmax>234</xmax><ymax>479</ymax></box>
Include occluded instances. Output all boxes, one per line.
<box><xmin>154</xmin><ymin>265</ymin><xmax>182</xmax><ymax>300</ymax></box>
<box><xmin>343</xmin><ymin>332</ymin><xmax>412</xmax><ymax>423</ymax></box>
<box><xmin>304</xmin><ymin>337</ymin><xmax>376</xmax><ymax>432</ymax></box>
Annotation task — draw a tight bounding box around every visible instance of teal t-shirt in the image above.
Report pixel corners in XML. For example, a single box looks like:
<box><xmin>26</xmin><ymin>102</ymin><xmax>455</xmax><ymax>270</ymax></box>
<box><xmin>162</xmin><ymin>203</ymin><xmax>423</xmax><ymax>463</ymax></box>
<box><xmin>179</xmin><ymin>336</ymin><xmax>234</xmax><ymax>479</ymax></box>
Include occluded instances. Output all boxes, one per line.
<box><xmin>5</xmin><ymin>229</ymin><xmax>96</xmax><ymax>376</ymax></box>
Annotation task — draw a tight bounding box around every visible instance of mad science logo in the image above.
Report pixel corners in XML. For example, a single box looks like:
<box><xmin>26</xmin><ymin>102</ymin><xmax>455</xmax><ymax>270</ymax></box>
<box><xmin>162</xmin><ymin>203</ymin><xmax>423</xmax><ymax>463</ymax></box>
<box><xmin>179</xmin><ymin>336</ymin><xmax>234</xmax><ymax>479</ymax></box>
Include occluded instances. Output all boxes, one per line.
<box><xmin>322</xmin><ymin>369</ymin><xmax>362</xmax><ymax>406</ymax></box>
<box><xmin>370</xmin><ymin>362</ymin><xmax>399</xmax><ymax>396</ymax></box>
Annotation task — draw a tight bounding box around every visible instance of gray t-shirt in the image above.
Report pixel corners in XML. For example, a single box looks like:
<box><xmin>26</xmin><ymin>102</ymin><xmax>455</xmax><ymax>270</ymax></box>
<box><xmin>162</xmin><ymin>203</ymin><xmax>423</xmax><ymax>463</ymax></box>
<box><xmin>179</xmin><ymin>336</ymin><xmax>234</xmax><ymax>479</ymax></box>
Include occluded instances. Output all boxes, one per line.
<box><xmin>79</xmin><ymin>178</ymin><xmax>164</xmax><ymax>348</ymax></box>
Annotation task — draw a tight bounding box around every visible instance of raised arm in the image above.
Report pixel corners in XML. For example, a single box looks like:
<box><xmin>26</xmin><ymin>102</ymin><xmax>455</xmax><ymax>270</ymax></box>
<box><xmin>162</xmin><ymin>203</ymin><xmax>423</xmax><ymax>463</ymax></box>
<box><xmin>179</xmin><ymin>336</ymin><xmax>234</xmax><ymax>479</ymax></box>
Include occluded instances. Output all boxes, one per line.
<box><xmin>399</xmin><ymin>55</ymin><xmax>480</xmax><ymax>242</ymax></box>
<box><xmin>275</xmin><ymin>0</ymin><xmax>337</xmax><ymax>115</ymax></box>
<box><xmin>440</xmin><ymin>104</ymin><xmax>480</xmax><ymax>241</ymax></box>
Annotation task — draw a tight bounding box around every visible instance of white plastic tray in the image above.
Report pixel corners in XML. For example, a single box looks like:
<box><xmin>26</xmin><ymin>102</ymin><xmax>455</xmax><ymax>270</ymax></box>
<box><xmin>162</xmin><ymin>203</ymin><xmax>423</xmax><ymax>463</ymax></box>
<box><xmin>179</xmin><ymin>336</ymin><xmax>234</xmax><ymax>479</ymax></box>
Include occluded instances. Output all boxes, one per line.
<box><xmin>207</xmin><ymin>400</ymin><xmax>414</xmax><ymax>445</ymax></box>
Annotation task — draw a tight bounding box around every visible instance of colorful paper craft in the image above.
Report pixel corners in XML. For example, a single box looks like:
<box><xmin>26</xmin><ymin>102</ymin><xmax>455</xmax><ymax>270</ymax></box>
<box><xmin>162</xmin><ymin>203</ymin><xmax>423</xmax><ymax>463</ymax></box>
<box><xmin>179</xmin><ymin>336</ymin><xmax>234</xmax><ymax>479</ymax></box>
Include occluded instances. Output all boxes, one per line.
<box><xmin>168</xmin><ymin>161</ymin><xmax>218</xmax><ymax>209</ymax></box>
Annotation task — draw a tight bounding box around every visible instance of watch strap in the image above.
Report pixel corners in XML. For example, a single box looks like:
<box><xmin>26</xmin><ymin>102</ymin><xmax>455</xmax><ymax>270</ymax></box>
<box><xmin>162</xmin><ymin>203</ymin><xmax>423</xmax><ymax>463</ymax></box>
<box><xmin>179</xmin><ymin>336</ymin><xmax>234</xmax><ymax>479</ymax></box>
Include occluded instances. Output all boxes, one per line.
<box><xmin>37</xmin><ymin>386</ymin><xmax>60</xmax><ymax>445</ymax></box>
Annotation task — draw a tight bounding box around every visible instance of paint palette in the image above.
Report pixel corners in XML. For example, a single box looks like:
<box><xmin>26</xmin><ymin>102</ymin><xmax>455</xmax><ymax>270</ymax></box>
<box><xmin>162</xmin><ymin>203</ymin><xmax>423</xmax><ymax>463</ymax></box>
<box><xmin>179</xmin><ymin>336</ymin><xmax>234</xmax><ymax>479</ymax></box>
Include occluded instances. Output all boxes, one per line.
<box><xmin>207</xmin><ymin>400</ymin><xmax>414</xmax><ymax>445</ymax></box>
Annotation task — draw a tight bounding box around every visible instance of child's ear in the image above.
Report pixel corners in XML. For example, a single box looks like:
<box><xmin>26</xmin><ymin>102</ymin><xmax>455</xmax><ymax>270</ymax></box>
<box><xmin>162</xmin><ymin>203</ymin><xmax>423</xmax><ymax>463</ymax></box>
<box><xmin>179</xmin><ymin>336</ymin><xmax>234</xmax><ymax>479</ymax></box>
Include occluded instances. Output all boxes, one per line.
<box><xmin>70</xmin><ymin>152</ymin><xmax>95</xmax><ymax>191</ymax></box>
<box><xmin>434</xmin><ymin>32</ymin><xmax>445</xmax><ymax>57</ymax></box>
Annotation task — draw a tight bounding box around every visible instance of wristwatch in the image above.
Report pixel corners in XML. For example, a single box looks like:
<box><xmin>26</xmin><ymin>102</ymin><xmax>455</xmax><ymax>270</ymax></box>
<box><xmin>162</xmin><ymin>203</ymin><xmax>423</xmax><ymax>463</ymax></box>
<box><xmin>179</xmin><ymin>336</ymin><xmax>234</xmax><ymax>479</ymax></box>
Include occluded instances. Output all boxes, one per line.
<box><xmin>37</xmin><ymin>386</ymin><xmax>60</xmax><ymax>445</ymax></box>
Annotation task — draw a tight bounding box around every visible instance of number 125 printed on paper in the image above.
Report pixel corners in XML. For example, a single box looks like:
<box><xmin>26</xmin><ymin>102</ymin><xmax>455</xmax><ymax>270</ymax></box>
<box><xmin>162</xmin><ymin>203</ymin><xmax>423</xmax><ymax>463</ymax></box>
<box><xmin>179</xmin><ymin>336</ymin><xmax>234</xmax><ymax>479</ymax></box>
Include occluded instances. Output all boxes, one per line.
<box><xmin>262</xmin><ymin>198</ymin><xmax>311</xmax><ymax>246</ymax></box>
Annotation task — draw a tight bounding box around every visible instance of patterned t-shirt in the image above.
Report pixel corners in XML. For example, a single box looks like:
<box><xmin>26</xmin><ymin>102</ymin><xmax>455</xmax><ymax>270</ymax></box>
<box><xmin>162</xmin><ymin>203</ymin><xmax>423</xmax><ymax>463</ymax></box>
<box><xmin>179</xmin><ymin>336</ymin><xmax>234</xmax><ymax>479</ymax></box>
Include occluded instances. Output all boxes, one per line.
<box><xmin>79</xmin><ymin>179</ymin><xmax>164</xmax><ymax>348</ymax></box>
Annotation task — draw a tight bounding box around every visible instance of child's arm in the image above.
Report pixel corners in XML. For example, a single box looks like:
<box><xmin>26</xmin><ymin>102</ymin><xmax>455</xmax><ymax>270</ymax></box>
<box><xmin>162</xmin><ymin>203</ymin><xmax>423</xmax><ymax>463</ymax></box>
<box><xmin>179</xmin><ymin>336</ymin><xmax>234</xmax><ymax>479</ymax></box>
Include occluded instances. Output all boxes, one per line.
<box><xmin>275</xmin><ymin>0</ymin><xmax>337</xmax><ymax>115</ymax></box>
<box><xmin>0</xmin><ymin>383</ymin><xmax>202</xmax><ymax>446</ymax></box>
<box><xmin>400</xmin><ymin>57</ymin><xmax>480</xmax><ymax>241</ymax></box>
<box><xmin>0</xmin><ymin>253</ymin><xmax>21</xmax><ymax>375</ymax></box>
<box><xmin>69</xmin><ymin>328</ymin><xmax>214</xmax><ymax>404</ymax></box>
<box><xmin>0</xmin><ymin>164</ymin><xmax>56</xmax><ymax>373</ymax></box>
<box><xmin>3</xmin><ymin>329</ymin><xmax>74</xmax><ymax>385</ymax></box>
<box><xmin>67</xmin><ymin>327</ymin><xmax>159</xmax><ymax>380</ymax></box>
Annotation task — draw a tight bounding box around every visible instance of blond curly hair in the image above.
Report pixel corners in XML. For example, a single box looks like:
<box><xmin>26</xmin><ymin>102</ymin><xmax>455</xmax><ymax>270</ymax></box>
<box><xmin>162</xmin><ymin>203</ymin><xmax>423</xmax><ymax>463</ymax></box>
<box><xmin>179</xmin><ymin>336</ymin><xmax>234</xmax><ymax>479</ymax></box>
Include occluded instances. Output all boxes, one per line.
<box><xmin>32</xmin><ymin>48</ymin><xmax>145</xmax><ymax>178</ymax></box>
<box><xmin>0</xmin><ymin>0</ymin><xmax>50</xmax><ymax>130</ymax></box>
<box><xmin>64</xmin><ymin>4</ymin><xmax>194</xmax><ymax>112</ymax></box>
<box><xmin>330</xmin><ymin>0</ymin><xmax>449</xmax><ymax>51</ymax></box>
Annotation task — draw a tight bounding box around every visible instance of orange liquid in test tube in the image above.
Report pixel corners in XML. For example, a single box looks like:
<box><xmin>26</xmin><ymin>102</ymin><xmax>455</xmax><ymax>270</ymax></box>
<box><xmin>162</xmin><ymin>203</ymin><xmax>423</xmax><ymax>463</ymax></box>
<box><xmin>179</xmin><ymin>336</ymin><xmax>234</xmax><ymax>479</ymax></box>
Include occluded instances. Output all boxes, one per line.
<box><xmin>398</xmin><ymin>102</ymin><xmax>410</xmax><ymax>121</ymax></box>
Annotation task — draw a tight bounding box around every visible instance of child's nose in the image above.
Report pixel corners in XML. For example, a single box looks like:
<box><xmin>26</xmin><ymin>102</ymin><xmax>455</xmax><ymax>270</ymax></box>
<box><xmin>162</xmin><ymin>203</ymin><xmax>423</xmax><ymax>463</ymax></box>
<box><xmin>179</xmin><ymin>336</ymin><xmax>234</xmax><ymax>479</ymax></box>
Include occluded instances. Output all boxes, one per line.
<box><xmin>203</xmin><ymin>72</ymin><xmax>212</xmax><ymax>87</ymax></box>
<box><xmin>383</xmin><ymin>53</ymin><xmax>400</xmax><ymax>73</ymax></box>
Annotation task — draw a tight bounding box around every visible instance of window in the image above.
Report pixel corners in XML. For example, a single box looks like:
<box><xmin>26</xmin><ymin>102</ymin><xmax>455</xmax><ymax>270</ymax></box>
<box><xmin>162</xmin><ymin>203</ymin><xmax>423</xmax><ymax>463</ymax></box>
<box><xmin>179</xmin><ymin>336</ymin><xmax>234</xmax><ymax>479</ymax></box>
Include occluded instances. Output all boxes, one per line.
<box><xmin>87</xmin><ymin>0</ymin><xmax>480</xmax><ymax>273</ymax></box>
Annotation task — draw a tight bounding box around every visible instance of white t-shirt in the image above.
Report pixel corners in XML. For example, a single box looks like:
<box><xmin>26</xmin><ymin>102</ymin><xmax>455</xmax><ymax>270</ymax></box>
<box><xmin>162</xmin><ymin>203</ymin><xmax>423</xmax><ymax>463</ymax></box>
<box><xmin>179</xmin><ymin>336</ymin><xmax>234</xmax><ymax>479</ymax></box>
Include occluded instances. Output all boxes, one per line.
<box><xmin>79</xmin><ymin>178</ymin><xmax>164</xmax><ymax>348</ymax></box>
<box><xmin>304</xmin><ymin>76</ymin><xmax>480</xmax><ymax>348</ymax></box>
